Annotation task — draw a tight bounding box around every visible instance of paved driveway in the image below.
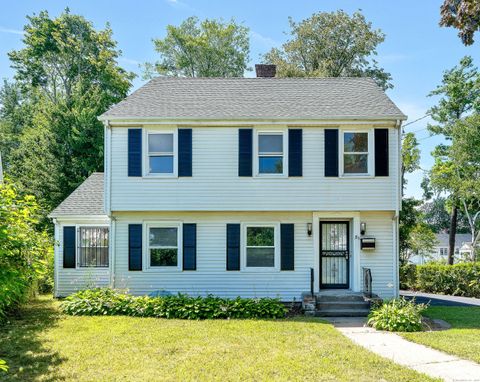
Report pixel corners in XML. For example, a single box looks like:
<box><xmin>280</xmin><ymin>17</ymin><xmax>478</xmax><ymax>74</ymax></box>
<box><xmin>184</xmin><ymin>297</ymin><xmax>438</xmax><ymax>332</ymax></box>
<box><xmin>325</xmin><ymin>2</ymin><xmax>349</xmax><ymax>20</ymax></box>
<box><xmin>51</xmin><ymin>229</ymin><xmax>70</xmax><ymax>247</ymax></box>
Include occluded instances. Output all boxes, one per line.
<box><xmin>401</xmin><ymin>290</ymin><xmax>480</xmax><ymax>307</ymax></box>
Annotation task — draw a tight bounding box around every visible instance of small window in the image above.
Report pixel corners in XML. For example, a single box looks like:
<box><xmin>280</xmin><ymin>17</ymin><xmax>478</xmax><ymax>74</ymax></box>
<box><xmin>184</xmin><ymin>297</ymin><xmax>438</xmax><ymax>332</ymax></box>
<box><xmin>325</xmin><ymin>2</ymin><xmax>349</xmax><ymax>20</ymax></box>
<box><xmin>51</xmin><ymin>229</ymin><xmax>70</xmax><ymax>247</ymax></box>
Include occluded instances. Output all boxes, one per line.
<box><xmin>246</xmin><ymin>226</ymin><xmax>275</xmax><ymax>267</ymax></box>
<box><xmin>149</xmin><ymin>226</ymin><xmax>178</xmax><ymax>267</ymax></box>
<box><xmin>148</xmin><ymin>133</ymin><xmax>174</xmax><ymax>174</ymax></box>
<box><xmin>343</xmin><ymin>132</ymin><xmax>369</xmax><ymax>174</ymax></box>
<box><xmin>78</xmin><ymin>227</ymin><xmax>109</xmax><ymax>267</ymax></box>
<box><xmin>258</xmin><ymin>133</ymin><xmax>284</xmax><ymax>174</ymax></box>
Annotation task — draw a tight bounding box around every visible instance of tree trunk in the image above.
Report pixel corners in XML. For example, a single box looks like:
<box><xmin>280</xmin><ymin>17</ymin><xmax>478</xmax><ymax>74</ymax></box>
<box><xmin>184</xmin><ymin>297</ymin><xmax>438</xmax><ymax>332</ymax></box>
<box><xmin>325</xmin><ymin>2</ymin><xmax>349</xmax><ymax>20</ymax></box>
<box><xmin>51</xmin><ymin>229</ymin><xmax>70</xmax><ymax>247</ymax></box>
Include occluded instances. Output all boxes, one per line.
<box><xmin>448</xmin><ymin>205</ymin><xmax>458</xmax><ymax>265</ymax></box>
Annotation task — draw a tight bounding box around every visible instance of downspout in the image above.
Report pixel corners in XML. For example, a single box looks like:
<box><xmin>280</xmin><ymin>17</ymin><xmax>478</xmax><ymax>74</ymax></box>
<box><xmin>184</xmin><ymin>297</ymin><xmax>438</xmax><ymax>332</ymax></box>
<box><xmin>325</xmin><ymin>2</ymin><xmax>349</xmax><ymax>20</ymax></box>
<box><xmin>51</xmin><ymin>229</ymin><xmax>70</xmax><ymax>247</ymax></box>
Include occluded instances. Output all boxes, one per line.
<box><xmin>104</xmin><ymin>120</ymin><xmax>116</xmax><ymax>288</ymax></box>
<box><xmin>392</xmin><ymin>119</ymin><xmax>402</xmax><ymax>297</ymax></box>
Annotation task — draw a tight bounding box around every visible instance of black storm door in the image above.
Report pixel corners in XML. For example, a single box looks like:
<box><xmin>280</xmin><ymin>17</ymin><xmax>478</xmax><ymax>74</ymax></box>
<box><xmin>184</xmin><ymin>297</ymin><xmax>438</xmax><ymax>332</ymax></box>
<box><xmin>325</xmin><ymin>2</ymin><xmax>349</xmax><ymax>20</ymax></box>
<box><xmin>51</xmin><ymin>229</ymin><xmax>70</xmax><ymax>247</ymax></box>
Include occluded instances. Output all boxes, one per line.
<box><xmin>320</xmin><ymin>222</ymin><xmax>349</xmax><ymax>289</ymax></box>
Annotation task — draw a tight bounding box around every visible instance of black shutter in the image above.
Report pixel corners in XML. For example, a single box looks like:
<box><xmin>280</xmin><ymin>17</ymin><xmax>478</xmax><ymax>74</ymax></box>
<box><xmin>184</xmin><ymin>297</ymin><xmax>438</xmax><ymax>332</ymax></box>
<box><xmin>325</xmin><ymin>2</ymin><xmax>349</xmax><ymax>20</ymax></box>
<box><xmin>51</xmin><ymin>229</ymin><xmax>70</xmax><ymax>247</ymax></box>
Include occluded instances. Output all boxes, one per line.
<box><xmin>128</xmin><ymin>129</ymin><xmax>142</xmax><ymax>177</ymax></box>
<box><xmin>178</xmin><ymin>129</ymin><xmax>192</xmax><ymax>177</ymax></box>
<box><xmin>183</xmin><ymin>223</ymin><xmax>196</xmax><ymax>270</ymax></box>
<box><xmin>63</xmin><ymin>226</ymin><xmax>76</xmax><ymax>268</ymax></box>
<box><xmin>288</xmin><ymin>129</ymin><xmax>303</xmax><ymax>176</ymax></box>
<box><xmin>238</xmin><ymin>129</ymin><xmax>253</xmax><ymax>177</ymax></box>
<box><xmin>375</xmin><ymin>128</ymin><xmax>389</xmax><ymax>176</ymax></box>
<box><xmin>280</xmin><ymin>224</ymin><xmax>294</xmax><ymax>270</ymax></box>
<box><xmin>129</xmin><ymin>224</ymin><xmax>142</xmax><ymax>271</ymax></box>
<box><xmin>324</xmin><ymin>129</ymin><xmax>339</xmax><ymax>177</ymax></box>
<box><xmin>226</xmin><ymin>224</ymin><xmax>240</xmax><ymax>270</ymax></box>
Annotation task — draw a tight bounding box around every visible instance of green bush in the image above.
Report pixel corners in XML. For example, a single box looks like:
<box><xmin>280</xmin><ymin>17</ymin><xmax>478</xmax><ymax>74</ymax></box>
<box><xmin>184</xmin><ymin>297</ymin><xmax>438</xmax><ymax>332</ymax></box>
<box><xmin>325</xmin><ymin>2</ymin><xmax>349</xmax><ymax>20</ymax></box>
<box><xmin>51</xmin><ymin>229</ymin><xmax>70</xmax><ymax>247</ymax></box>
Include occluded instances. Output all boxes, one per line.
<box><xmin>401</xmin><ymin>262</ymin><xmax>480</xmax><ymax>297</ymax></box>
<box><xmin>60</xmin><ymin>288</ymin><xmax>288</xmax><ymax>320</ymax></box>
<box><xmin>399</xmin><ymin>263</ymin><xmax>417</xmax><ymax>290</ymax></box>
<box><xmin>367</xmin><ymin>297</ymin><xmax>427</xmax><ymax>332</ymax></box>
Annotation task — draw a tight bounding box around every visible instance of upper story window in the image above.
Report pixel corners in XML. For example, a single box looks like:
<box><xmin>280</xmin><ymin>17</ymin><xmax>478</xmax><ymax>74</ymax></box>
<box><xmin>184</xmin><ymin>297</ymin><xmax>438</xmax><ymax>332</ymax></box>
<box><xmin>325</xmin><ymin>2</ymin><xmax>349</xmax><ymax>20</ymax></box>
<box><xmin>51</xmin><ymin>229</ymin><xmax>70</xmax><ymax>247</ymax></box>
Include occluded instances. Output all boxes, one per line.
<box><xmin>78</xmin><ymin>227</ymin><xmax>109</xmax><ymax>267</ymax></box>
<box><xmin>148</xmin><ymin>225</ymin><xmax>179</xmax><ymax>267</ymax></box>
<box><xmin>256</xmin><ymin>132</ymin><xmax>285</xmax><ymax>175</ymax></box>
<box><xmin>147</xmin><ymin>132</ymin><xmax>175</xmax><ymax>175</ymax></box>
<box><xmin>342</xmin><ymin>131</ymin><xmax>372</xmax><ymax>175</ymax></box>
<box><xmin>245</xmin><ymin>225</ymin><xmax>276</xmax><ymax>268</ymax></box>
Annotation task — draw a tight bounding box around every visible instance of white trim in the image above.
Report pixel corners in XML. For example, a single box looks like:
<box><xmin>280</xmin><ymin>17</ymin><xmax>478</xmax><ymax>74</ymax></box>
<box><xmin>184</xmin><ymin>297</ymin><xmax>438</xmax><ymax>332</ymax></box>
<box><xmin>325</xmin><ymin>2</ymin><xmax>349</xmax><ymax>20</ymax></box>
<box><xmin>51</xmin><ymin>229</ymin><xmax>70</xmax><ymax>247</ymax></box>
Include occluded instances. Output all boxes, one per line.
<box><xmin>143</xmin><ymin>129</ymin><xmax>178</xmax><ymax>178</ymax></box>
<box><xmin>143</xmin><ymin>221</ymin><xmax>183</xmax><ymax>272</ymax></box>
<box><xmin>241</xmin><ymin>222</ymin><xmax>280</xmax><ymax>272</ymax></box>
<box><xmin>339</xmin><ymin>129</ymin><xmax>374</xmax><ymax>178</ymax></box>
<box><xmin>74</xmin><ymin>224</ymin><xmax>110</xmax><ymax>269</ymax></box>
<box><xmin>253</xmin><ymin>129</ymin><xmax>288</xmax><ymax>178</ymax></box>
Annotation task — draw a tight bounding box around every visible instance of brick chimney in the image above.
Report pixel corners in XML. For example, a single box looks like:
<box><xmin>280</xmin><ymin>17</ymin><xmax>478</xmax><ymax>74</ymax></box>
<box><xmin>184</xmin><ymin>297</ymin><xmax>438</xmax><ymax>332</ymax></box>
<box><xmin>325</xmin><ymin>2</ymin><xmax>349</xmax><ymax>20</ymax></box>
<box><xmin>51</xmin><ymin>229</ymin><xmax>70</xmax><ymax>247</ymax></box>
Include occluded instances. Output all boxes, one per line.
<box><xmin>255</xmin><ymin>64</ymin><xmax>276</xmax><ymax>78</ymax></box>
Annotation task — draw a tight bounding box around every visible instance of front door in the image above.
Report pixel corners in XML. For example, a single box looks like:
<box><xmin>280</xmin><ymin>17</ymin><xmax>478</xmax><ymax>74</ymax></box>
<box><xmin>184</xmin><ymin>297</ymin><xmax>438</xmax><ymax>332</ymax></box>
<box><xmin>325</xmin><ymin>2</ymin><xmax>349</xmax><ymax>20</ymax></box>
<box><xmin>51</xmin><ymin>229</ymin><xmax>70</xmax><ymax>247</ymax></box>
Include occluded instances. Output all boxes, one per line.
<box><xmin>320</xmin><ymin>221</ymin><xmax>349</xmax><ymax>289</ymax></box>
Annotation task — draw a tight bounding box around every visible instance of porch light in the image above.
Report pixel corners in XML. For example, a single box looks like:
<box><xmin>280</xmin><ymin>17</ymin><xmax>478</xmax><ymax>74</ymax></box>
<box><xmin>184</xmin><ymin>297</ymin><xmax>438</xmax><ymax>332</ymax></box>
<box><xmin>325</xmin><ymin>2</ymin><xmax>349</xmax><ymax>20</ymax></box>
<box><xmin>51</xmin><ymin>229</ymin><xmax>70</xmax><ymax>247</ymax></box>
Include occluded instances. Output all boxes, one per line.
<box><xmin>360</xmin><ymin>222</ymin><xmax>367</xmax><ymax>236</ymax></box>
<box><xmin>307</xmin><ymin>223</ymin><xmax>312</xmax><ymax>236</ymax></box>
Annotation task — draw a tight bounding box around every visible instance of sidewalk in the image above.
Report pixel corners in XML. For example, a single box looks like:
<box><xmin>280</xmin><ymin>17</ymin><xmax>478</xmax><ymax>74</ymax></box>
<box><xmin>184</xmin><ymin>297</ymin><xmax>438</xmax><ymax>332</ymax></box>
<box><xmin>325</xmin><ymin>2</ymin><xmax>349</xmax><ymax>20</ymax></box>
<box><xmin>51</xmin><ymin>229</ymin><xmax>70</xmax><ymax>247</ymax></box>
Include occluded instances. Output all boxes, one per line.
<box><xmin>326</xmin><ymin>317</ymin><xmax>480</xmax><ymax>382</ymax></box>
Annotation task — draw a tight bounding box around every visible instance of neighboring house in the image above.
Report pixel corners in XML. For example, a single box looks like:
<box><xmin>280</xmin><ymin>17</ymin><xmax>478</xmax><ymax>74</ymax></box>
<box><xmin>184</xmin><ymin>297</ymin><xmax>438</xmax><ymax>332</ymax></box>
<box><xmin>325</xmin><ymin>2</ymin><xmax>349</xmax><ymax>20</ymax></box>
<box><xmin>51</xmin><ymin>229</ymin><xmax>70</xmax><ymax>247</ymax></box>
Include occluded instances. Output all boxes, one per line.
<box><xmin>409</xmin><ymin>233</ymin><xmax>474</xmax><ymax>264</ymax></box>
<box><xmin>49</xmin><ymin>66</ymin><xmax>406</xmax><ymax>300</ymax></box>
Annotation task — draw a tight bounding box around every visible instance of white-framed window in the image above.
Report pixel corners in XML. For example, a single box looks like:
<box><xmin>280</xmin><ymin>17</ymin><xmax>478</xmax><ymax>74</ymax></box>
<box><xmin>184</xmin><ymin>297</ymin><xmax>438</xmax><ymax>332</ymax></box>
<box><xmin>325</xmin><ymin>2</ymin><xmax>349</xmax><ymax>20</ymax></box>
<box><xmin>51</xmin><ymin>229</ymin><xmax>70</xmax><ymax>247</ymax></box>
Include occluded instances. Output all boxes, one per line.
<box><xmin>243</xmin><ymin>224</ymin><xmax>279</xmax><ymax>269</ymax></box>
<box><xmin>145</xmin><ymin>130</ymin><xmax>177</xmax><ymax>176</ymax></box>
<box><xmin>255</xmin><ymin>131</ymin><xmax>287</xmax><ymax>176</ymax></box>
<box><xmin>77</xmin><ymin>226</ymin><xmax>109</xmax><ymax>267</ymax></box>
<box><xmin>440</xmin><ymin>247</ymin><xmax>448</xmax><ymax>257</ymax></box>
<box><xmin>340</xmin><ymin>130</ymin><xmax>373</xmax><ymax>176</ymax></box>
<box><xmin>146</xmin><ymin>222</ymin><xmax>181</xmax><ymax>269</ymax></box>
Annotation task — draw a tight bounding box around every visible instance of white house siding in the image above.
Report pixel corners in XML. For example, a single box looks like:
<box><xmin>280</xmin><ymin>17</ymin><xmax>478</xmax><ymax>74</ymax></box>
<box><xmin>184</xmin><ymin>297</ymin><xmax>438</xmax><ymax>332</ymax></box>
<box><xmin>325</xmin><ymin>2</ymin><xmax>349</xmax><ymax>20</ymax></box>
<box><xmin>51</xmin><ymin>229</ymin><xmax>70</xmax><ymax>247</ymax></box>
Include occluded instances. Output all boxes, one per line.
<box><xmin>110</xmin><ymin>211</ymin><xmax>396</xmax><ymax>300</ymax></box>
<box><xmin>109</xmin><ymin>125</ymin><xmax>399</xmax><ymax>212</ymax></box>
<box><xmin>358</xmin><ymin>211</ymin><xmax>397</xmax><ymax>298</ymax></box>
<box><xmin>54</xmin><ymin>219</ymin><xmax>111</xmax><ymax>297</ymax></box>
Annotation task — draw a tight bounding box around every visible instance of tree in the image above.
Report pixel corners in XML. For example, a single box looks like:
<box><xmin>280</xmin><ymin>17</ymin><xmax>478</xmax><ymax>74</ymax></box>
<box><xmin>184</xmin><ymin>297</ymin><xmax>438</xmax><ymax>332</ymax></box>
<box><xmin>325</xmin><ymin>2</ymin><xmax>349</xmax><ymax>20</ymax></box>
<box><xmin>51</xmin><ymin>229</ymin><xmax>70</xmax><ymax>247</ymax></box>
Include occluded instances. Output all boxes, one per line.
<box><xmin>420</xmin><ymin>197</ymin><xmax>470</xmax><ymax>233</ymax></box>
<box><xmin>145</xmin><ymin>17</ymin><xmax>250</xmax><ymax>78</ymax></box>
<box><xmin>263</xmin><ymin>10</ymin><xmax>392</xmax><ymax>90</ymax></box>
<box><xmin>409</xmin><ymin>223</ymin><xmax>437</xmax><ymax>261</ymax></box>
<box><xmin>440</xmin><ymin>0</ymin><xmax>480</xmax><ymax>45</ymax></box>
<box><xmin>401</xmin><ymin>132</ymin><xmax>420</xmax><ymax>190</ymax></box>
<box><xmin>425</xmin><ymin>56</ymin><xmax>480</xmax><ymax>264</ymax></box>
<box><xmin>1</xmin><ymin>10</ymin><xmax>133</xmax><ymax>214</ymax></box>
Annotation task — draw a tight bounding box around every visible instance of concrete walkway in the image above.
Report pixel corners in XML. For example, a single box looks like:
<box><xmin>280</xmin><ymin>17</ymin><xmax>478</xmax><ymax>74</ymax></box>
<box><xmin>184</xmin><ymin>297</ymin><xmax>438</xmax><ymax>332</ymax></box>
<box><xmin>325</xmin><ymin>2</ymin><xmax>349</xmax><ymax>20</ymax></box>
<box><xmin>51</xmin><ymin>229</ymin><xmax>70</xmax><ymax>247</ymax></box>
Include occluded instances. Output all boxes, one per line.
<box><xmin>326</xmin><ymin>317</ymin><xmax>480</xmax><ymax>382</ymax></box>
<box><xmin>401</xmin><ymin>290</ymin><xmax>480</xmax><ymax>307</ymax></box>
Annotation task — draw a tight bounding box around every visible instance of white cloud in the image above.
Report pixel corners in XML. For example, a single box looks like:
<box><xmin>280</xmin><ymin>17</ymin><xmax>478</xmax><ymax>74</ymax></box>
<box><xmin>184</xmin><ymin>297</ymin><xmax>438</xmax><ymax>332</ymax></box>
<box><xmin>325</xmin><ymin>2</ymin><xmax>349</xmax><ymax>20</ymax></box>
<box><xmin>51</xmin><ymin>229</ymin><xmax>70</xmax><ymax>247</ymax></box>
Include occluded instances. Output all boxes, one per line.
<box><xmin>376</xmin><ymin>53</ymin><xmax>409</xmax><ymax>64</ymax></box>
<box><xmin>118</xmin><ymin>57</ymin><xmax>142</xmax><ymax>66</ymax></box>
<box><xmin>165</xmin><ymin>0</ymin><xmax>195</xmax><ymax>12</ymax></box>
<box><xmin>0</xmin><ymin>27</ymin><xmax>23</xmax><ymax>35</ymax></box>
<box><xmin>250</xmin><ymin>31</ymin><xmax>279</xmax><ymax>48</ymax></box>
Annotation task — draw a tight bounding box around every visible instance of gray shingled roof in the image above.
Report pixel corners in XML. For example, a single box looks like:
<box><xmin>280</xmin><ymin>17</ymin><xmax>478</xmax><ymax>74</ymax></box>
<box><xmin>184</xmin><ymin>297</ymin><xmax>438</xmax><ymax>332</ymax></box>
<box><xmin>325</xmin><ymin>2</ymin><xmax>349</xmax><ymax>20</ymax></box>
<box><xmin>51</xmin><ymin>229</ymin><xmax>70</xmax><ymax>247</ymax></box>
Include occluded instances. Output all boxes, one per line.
<box><xmin>49</xmin><ymin>173</ymin><xmax>105</xmax><ymax>217</ymax></box>
<box><xmin>100</xmin><ymin>77</ymin><xmax>406</xmax><ymax>121</ymax></box>
<box><xmin>435</xmin><ymin>233</ymin><xmax>472</xmax><ymax>247</ymax></box>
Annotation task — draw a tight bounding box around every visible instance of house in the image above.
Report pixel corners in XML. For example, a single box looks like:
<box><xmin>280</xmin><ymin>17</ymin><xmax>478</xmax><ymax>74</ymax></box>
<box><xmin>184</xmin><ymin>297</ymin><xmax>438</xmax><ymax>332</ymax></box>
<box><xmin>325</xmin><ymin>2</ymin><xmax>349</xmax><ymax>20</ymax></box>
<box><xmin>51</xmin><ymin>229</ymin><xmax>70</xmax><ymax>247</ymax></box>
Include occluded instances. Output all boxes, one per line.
<box><xmin>49</xmin><ymin>65</ymin><xmax>406</xmax><ymax>301</ymax></box>
<box><xmin>409</xmin><ymin>233</ymin><xmax>474</xmax><ymax>264</ymax></box>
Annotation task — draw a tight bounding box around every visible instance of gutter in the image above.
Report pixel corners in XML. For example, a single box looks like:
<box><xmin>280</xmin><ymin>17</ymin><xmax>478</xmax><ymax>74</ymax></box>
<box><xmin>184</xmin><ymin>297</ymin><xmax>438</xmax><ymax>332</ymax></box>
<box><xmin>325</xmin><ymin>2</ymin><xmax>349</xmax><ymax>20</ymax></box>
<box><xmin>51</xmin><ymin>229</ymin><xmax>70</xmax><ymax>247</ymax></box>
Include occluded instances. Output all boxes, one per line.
<box><xmin>392</xmin><ymin>118</ymin><xmax>403</xmax><ymax>297</ymax></box>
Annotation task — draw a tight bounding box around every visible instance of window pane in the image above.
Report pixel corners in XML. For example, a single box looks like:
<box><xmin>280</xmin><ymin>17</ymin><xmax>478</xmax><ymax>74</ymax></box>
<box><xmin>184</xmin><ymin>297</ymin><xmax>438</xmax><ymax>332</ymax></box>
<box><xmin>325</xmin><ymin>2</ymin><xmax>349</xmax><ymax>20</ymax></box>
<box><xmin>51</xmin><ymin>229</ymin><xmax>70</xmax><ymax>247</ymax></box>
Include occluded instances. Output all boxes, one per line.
<box><xmin>247</xmin><ymin>227</ymin><xmax>274</xmax><ymax>246</ymax></box>
<box><xmin>344</xmin><ymin>132</ymin><xmax>368</xmax><ymax>152</ymax></box>
<box><xmin>149</xmin><ymin>133</ymin><xmax>173</xmax><ymax>153</ymax></box>
<box><xmin>149</xmin><ymin>227</ymin><xmax>178</xmax><ymax>246</ymax></box>
<box><xmin>151</xmin><ymin>248</ymin><xmax>177</xmax><ymax>266</ymax></box>
<box><xmin>78</xmin><ymin>227</ymin><xmax>109</xmax><ymax>267</ymax></box>
<box><xmin>149</xmin><ymin>156</ymin><xmax>173</xmax><ymax>174</ymax></box>
<box><xmin>259</xmin><ymin>156</ymin><xmax>283</xmax><ymax>174</ymax></box>
<box><xmin>259</xmin><ymin>134</ymin><xmax>283</xmax><ymax>153</ymax></box>
<box><xmin>344</xmin><ymin>154</ymin><xmax>368</xmax><ymax>174</ymax></box>
<box><xmin>246</xmin><ymin>247</ymin><xmax>275</xmax><ymax>267</ymax></box>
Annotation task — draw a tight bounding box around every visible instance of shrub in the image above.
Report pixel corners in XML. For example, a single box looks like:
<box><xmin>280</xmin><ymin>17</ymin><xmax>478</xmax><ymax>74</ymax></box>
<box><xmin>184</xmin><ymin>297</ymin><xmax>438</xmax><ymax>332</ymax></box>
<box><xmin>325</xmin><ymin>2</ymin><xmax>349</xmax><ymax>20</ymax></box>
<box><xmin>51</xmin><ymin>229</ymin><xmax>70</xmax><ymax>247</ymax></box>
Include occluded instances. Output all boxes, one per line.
<box><xmin>367</xmin><ymin>297</ymin><xmax>427</xmax><ymax>332</ymax></box>
<box><xmin>399</xmin><ymin>263</ymin><xmax>417</xmax><ymax>290</ymax></box>
<box><xmin>60</xmin><ymin>288</ymin><xmax>288</xmax><ymax>320</ymax></box>
<box><xmin>402</xmin><ymin>262</ymin><xmax>480</xmax><ymax>297</ymax></box>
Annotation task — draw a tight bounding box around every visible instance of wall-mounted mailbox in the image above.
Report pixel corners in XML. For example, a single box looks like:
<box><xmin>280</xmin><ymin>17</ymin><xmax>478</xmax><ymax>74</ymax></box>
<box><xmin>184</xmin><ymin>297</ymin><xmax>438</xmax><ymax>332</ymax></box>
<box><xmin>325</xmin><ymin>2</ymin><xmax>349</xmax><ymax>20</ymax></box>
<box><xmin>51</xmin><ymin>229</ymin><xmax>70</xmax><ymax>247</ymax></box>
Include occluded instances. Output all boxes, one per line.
<box><xmin>361</xmin><ymin>238</ymin><xmax>376</xmax><ymax>250</ymax></box>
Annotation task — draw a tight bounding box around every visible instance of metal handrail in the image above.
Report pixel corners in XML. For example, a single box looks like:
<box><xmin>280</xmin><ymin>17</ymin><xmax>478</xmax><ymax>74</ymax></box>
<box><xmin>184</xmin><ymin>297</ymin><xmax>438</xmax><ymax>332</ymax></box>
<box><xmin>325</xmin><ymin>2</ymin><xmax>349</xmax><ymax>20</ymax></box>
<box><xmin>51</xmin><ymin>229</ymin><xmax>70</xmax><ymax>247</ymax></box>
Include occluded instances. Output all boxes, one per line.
<box><xmin>363</xmin><ymin>267</ymin><xmax>372</xmax><ymax>298</ymax></box>
<box><xmin>310</xmin><ymin>268</ymin><xmax>314</xmax><ymax>296</ymax></box>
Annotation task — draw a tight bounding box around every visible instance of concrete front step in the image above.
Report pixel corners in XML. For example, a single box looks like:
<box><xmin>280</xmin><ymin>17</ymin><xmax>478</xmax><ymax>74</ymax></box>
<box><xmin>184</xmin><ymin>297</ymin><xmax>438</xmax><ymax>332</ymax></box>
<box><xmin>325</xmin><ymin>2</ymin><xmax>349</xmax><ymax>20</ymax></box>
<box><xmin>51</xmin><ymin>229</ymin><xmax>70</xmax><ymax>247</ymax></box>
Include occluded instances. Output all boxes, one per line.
<box><xmin>315</xmin><ymin>308</ymin><xmax>371</xmax><ymax>317</ymax></box>
<box><xmin>316</xmin><ymin>301</ymin><xmax>370</xmax><ymax>311</ymax></box>
<box><xmin>316</xmin><ymin>294</ymin><xmax>366</xmax><ymax>302</ymax></box>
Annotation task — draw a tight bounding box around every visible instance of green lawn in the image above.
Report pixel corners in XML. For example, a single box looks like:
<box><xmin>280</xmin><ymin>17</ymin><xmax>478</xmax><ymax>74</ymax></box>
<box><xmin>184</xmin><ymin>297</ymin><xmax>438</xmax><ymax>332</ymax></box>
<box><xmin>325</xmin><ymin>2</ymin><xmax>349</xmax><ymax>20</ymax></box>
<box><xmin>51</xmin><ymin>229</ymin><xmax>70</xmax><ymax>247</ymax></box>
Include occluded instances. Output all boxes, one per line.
<box><xmin>0</xmin><ymin>297</ymin><xmax>437</xmax><ymax>382</ymax></box>
<box><xmin>401</xmin><ymin>306</ymin><xmax>480</xmax><ymax>364</ymax></box>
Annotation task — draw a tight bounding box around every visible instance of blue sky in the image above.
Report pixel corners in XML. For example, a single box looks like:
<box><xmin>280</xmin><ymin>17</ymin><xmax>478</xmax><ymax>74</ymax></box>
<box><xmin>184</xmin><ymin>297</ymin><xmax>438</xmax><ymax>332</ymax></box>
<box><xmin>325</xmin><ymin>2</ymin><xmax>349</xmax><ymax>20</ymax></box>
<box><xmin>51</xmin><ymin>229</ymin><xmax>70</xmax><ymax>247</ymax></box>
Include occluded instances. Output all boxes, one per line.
<box><xmin>1</xmin><ymin>0</ymin><xmax>479</xmax><ymax>198</ymax></box>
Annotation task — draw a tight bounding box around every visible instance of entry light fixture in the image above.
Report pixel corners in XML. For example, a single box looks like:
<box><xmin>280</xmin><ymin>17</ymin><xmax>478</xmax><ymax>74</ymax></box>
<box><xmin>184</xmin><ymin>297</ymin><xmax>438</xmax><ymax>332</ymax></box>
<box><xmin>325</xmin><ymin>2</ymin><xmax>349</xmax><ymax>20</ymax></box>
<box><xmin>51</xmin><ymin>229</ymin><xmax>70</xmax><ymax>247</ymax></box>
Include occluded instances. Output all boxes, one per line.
<box><xmin>307</xmin><ymin>223</ymin><xmax>312</xmax><ymax>236</ymax></box>
<box><xmin>360</xmin><ymin>222</ymin><xmax>367</xmax><ymax>236</ymax></box>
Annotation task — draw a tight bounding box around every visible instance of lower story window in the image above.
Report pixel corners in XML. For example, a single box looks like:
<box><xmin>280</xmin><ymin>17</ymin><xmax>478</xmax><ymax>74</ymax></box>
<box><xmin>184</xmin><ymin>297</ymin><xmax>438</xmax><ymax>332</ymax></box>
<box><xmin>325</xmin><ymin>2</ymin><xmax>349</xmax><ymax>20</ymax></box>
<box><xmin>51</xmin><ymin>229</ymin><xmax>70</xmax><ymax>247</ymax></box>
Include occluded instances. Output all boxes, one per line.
<box><xmin>246</xmin><ymin>226</ymin><xmax>275</xmax><ymax>267</ymax></box>
<box><xmin>149</xmin><ymin>227</ymin><xmax>178</xmax><ymax>267</ymax></box>
<box><xmin>78</xmin><ymin>227</ymin><xmax>109</xmax><ymax>267</ymax></box>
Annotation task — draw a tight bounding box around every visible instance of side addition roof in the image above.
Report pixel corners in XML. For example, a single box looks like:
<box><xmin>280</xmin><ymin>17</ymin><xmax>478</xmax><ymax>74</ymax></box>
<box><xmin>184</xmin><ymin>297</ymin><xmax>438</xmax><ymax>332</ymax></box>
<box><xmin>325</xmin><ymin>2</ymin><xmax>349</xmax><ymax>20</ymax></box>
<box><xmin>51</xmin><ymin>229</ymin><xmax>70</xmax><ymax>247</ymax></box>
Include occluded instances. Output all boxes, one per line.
<box><xmin>49</xmin><ymin>172</ymin><xmax>105</xmax><ymax>218</ymax></box>
<box><xmin>99</xmin><ymin>77</ymin><xmax>406</xmax><ymax>121</ymax></box>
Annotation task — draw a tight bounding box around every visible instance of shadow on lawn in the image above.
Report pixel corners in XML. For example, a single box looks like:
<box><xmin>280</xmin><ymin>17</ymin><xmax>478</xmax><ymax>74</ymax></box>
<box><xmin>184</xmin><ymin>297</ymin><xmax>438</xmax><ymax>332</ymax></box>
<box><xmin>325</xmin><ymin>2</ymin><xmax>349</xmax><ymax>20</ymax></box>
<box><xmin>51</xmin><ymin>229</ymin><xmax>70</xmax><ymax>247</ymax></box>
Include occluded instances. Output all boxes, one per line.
<box><xmin>0</xmin><ymin>297</ymin><xmax>65</xmax><ymax>381</ymax></box>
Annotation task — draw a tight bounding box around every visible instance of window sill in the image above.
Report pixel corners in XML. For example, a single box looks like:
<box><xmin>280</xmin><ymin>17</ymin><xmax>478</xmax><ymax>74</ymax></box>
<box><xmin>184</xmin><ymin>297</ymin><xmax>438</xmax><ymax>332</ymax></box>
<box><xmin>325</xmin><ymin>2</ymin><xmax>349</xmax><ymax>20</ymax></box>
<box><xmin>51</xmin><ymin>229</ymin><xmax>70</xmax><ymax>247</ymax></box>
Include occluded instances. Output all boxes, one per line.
<box><xmin>241</xmin><ymin>267</ymin><xmax>280</xmax><ymax>273</ymax></box>
<box><xmin>338</xmin><ymin>174</ymin><xmax>375</xmax><ymax>179</ymax></box>
<box><xmin>142</xmin><ymin>174</ymin><xmax>178</xmax><ymax>179</ymax></box>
